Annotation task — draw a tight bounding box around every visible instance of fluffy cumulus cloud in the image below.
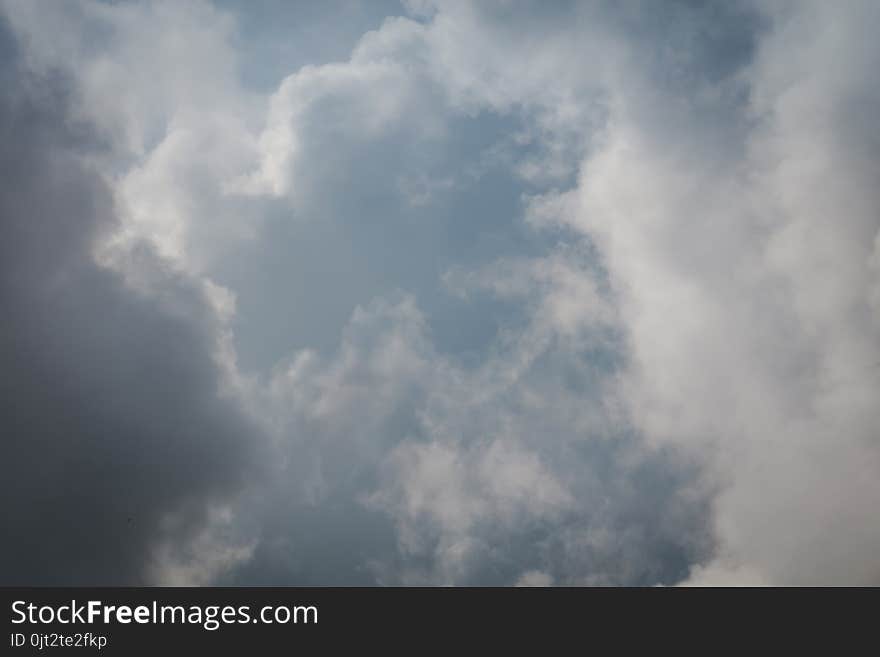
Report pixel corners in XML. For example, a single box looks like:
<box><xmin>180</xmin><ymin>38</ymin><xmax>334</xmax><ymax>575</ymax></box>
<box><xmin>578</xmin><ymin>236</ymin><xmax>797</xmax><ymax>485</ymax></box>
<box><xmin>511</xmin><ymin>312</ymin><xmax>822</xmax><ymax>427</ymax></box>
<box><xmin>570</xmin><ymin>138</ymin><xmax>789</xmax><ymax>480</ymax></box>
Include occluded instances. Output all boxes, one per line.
<box><xmin>539</xmin><ymin>0</ymin><xmax>880</xmax><ymax>585</ymax></box>
<box><xmin>1</xmin><ymin>0</ymin><xmax>878</xmax><ymax>585</ymax></box>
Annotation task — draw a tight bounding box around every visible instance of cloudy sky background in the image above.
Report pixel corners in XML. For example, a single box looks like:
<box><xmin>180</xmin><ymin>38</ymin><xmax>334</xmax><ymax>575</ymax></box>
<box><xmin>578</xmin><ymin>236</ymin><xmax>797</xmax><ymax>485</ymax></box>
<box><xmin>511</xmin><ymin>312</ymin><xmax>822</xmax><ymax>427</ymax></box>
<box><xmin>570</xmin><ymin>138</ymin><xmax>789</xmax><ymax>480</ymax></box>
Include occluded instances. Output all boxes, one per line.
<box><xmin>1</xmin><ymin>0</ymin><xmax>879</xmax><ymax>586</ymax></box>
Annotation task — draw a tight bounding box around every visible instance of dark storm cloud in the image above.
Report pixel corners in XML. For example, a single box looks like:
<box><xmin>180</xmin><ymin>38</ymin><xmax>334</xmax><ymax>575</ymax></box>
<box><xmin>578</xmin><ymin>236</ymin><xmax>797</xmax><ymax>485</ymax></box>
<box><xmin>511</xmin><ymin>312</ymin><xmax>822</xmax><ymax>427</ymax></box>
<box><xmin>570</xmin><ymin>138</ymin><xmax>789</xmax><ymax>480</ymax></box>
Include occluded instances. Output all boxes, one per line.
<box><xmin>0</xmin><ymin>22</ymin><xmax>264</xmax><ymax>584</ymax></box>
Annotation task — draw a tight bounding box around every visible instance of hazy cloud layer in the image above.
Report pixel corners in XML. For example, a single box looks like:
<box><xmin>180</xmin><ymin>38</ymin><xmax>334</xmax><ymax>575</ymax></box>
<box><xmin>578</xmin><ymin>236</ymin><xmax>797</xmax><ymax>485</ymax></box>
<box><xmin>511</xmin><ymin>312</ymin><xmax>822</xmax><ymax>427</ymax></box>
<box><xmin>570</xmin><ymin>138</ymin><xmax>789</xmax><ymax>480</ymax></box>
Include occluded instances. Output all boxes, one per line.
<box><xmin>1</xmin><ymin>0</ymin><xmax>878</xmax><ymax>585</ymax></box>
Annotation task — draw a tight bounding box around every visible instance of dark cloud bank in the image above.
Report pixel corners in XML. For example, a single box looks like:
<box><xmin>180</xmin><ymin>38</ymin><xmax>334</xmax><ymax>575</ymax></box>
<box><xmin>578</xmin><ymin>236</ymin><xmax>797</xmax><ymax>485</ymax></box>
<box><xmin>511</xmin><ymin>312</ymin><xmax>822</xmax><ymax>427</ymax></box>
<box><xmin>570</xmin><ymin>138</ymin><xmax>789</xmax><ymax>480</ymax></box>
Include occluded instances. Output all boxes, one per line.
<box><xmin>0</xmin><ymin>22</ymin><xmax>263</xmax><ymax>584</ymax></box>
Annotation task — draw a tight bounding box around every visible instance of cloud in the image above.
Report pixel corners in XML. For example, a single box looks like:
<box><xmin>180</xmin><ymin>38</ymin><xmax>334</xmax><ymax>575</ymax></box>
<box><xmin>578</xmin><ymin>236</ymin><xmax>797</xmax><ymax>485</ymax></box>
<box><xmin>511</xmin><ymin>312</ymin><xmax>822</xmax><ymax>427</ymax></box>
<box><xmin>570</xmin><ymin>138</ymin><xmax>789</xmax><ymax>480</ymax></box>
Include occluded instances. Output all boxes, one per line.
<box><xmin>226</xmin><ymin>291</ymin><xmax>709</xmax><ymax>585</ymax></box>
<box><xmin>2</xmin><ymin>0</ymin><xmax>878</xmax><ymax>587</ymax></box>
<box><xmin>0</xmin><ymin>17</ymin><xmax>265</xmax><ymax>584</ymax></box>
<box><xmin>532</xmin><ymin>0</ymin><xmax>880</xmax><ymax>584</ymax></box>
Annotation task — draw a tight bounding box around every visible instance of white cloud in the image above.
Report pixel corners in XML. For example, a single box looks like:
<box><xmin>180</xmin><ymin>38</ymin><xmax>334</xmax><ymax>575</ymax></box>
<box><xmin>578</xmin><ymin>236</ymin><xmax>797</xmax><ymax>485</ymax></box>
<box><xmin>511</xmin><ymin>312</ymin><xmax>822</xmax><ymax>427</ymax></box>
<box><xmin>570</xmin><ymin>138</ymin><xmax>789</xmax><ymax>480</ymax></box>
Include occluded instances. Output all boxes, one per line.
<box><xmin>516</xmin><ymin>570</ymin><xmax>554</xmax><ymax>587</ymax></box>
<box><xmin>533</xmin><ymin>0</ymin><xmax>880</xmax><ymax>584</ymax></box>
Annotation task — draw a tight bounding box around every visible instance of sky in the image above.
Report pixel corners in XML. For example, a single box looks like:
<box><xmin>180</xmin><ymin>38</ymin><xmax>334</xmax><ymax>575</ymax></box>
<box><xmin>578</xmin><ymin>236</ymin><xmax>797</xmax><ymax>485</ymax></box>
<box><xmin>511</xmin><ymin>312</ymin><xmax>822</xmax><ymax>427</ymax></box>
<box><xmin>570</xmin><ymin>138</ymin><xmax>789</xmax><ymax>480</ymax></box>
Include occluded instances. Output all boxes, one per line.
<box><xmin>1</xmin><ymin>0</ymin><xmax>878</xmax><ymax>586</ymax></box>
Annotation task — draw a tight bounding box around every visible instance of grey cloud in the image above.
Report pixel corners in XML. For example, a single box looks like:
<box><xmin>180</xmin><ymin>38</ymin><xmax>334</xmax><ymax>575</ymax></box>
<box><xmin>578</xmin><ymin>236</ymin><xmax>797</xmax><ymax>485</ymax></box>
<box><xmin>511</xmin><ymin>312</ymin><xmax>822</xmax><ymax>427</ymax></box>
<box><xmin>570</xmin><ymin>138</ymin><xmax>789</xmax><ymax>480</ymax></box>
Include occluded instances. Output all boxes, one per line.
<box><xmin>0</xmin><ymin>22</ymin><xmax>265</xmax><ymax>584</ymax></box>
<box><xmin>220</xmin><ymin>293</ymin><xmax>711</xmax><ymax>585</ymax></box>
